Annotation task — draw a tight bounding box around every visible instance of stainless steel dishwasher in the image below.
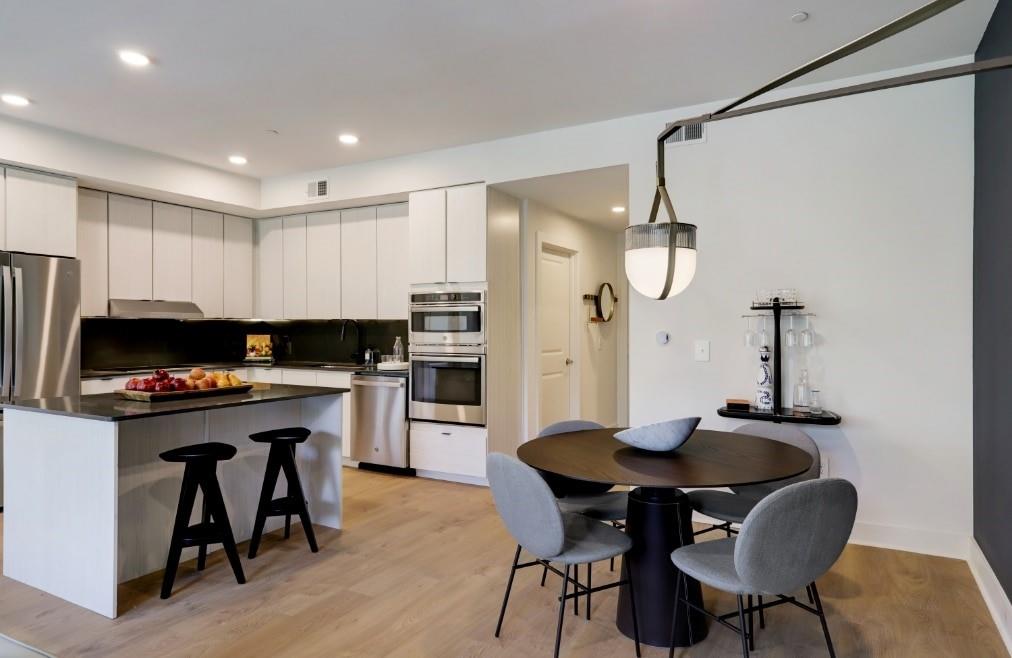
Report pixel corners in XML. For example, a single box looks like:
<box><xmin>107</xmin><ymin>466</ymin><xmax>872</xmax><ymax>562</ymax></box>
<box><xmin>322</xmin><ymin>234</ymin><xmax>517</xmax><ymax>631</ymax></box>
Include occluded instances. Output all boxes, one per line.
<box><xmin>350</xmin><ymin>374</ymin><xmax>409</xmax><ymax>468</ymax></box>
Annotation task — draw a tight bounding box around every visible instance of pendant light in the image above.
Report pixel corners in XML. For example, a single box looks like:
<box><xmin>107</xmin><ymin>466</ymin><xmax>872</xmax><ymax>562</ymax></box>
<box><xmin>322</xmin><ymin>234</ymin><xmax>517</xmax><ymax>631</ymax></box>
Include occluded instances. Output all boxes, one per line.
<box><xmin>625</xmin><ymin>139</ymin><xmax>697</xmax><ymax>300</ymax></box>
<box><xmin>624</xmin><ymin>0</ymin><xmax>981</xmax><ymax>300</ymax></box>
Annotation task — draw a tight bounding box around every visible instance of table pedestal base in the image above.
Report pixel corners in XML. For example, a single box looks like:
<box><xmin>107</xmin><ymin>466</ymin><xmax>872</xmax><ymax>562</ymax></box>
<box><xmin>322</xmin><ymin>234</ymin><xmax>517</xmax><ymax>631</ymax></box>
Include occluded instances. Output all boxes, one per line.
<box><xmin>616</xmin><ymin>487</ymin><xmax>708</xmax><ymax>647</ymax></box>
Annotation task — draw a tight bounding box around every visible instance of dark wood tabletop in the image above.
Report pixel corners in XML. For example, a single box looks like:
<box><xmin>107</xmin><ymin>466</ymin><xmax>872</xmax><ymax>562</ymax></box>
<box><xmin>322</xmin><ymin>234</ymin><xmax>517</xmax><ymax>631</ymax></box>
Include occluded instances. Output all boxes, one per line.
<box><xmin>517</xmin><ymin>427</ymin><xmax>812</xmax><ymax>489</ymax></box>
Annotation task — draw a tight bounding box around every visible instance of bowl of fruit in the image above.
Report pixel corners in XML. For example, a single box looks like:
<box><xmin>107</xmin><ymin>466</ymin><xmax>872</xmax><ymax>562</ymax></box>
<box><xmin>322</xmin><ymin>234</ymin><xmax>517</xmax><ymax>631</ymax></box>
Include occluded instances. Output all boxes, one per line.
<box><xmin>118</xmin><ymin>368</ymin><xmax>251</xmax><ymax>401</ymax></box>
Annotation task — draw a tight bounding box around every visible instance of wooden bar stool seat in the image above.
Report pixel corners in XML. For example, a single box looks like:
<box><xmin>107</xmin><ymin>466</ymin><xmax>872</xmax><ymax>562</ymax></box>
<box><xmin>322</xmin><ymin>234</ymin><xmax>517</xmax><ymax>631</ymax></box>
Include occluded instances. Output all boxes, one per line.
<box><xmin>158</xmin><ymin>441</ymin><xmax>246</xmax><ymax>599</ymax></box>
<box><xmin>248</xmin><ymin>426</ymin><xmax>319</xmax><ymax>558</ymax></box>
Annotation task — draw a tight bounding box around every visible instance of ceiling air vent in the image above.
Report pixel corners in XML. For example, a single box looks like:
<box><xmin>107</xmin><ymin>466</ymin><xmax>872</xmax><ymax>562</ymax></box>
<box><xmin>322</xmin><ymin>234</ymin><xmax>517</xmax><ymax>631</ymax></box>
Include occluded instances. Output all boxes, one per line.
<box><xmin>307</xmin><ymin>179</ymin><xmax>329</xmax><ymax>199</ymax></box>
<box><xmin>664</xmin><ymin>121</ymin><xmax>706</xmax><ymax>146</ymax></box>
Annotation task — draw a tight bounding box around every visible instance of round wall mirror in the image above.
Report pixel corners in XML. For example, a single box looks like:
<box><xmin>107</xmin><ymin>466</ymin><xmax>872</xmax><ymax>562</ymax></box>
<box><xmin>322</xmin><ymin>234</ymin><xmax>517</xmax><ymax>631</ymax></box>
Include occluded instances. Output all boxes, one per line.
<box><xmin>594</xmin><ymin>282</ymin><xmax>617</xmax><ymax>322</ymax></box>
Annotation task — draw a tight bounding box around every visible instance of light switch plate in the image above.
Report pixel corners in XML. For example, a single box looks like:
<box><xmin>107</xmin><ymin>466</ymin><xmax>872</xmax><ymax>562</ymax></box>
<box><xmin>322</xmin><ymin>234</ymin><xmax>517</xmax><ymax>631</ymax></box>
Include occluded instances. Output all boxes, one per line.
<box><xmin>694</xmin><ymin>339</ymin><xmax>710</xmax><ymax>362</ymax></box>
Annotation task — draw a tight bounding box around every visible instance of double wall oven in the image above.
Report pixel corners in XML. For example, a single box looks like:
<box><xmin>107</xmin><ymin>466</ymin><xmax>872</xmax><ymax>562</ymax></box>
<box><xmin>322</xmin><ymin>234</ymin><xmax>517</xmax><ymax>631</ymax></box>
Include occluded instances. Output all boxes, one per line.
<box><xmin>409</xmin><ymin>287</ymin><xmax>486</xmax><ymax>426</ymax></box>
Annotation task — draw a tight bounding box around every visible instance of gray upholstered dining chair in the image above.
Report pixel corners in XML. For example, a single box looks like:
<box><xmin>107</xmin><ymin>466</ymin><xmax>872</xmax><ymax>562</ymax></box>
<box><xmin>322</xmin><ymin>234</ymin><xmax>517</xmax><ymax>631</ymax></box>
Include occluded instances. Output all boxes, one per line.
<box><xmin>669</xmin><ymin>478</ymin><xmax>857</xmax><ymax>658</ymax></box>
<box><xmin>537</xmin><ymin>420</ymin><xmax>629</xmax><ymax>585</ymax></box>
<box><xmin>687</xmin><ymin>422</ymin><xmax>820</xmax><ymax>538</ymax></box>
<box><xmin>487</xmin><ymin>453</ymin><xmax>642</xmax><ymax>658</ymax></box>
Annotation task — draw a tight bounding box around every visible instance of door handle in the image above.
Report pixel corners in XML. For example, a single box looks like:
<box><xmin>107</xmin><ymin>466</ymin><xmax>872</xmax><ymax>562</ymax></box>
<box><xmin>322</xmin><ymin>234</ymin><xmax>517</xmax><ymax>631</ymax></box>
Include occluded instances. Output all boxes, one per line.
<box><xmin>565</xmin><ymin>358</ymin><xmax>574</xmax><ymax>366</ymax></box>
<box><xmin>13</xmin><ymin>267</ymin><xmax>24</xmax><ymax>398</ymax></box>
<box><xmin>1</xmin><ymin>265</ymin><xmax>11</xmax><ymax>400</ymax></box>
<box><xmin>353</xmin><ymin>380</ymin><xmax>405</xmax><ymax>388</ymax></box>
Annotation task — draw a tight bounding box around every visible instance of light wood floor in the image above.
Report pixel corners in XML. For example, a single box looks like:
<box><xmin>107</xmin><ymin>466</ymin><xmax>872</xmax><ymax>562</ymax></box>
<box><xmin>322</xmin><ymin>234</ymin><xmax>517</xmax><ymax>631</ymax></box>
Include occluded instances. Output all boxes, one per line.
<box><xmin>0</xmin><ymin>469</ymin><xmax>1005</xmax><ymax>657</ymax></box>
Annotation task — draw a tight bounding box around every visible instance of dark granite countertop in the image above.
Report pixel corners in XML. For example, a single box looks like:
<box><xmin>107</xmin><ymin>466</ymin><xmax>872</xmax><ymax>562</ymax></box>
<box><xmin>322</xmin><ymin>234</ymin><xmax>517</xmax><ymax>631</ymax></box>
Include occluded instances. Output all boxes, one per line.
<box><xmin>2</xmin><ymin>383</ymin><xmax>348</xmax><ymax>422</ymax></box>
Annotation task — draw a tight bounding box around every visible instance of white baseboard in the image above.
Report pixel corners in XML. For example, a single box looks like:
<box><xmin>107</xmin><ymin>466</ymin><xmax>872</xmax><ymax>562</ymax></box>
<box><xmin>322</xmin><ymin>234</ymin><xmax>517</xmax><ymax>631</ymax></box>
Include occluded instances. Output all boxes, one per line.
<box><xmin>968</xmin><ymin>539</ymin><xmax>1012</xmax><ymax>656</ymax></box>
<box><xmin>415</xmin><ymin>469</ymin><xmax>488</xmax><ymax>487</ymax></box>
<box><xmin>848</xmin><ymin>521</ymin><xmax>969</xmax><ymax>559</ymax></box>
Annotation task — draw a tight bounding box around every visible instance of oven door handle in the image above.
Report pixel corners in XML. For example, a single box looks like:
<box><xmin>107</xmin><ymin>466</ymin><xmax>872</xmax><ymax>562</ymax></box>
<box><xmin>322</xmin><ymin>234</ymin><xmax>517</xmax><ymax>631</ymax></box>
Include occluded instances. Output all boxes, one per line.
<box><xmin>410</xmin><ymin>305</ymin><xmax>482</xmax><ymax>313</ymax></box>
<box><xmin>410</xmin><ymin>355</ymin><xmax>481</xmax><ymax>364</ymax></box>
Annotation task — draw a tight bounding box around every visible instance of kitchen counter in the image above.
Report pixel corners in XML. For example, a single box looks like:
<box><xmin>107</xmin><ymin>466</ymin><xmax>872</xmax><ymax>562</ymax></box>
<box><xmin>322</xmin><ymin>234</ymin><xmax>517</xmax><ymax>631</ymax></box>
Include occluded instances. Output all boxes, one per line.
<box><xmin>3</xmin><ymin>383</ymin><xmax>345</xmax><ymax>618</ymax></box>
<box><xmin>3</xmin><ymin>383</ymin><xmax>348</xmax><ymax>422</ymax></box>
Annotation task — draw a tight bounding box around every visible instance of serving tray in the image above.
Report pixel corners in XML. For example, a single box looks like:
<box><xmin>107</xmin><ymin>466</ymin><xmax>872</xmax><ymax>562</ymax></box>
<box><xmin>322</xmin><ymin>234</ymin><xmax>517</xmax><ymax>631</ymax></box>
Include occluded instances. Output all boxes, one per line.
<box><xmin>115</xmin><ymin>384</ymin><xmax>254</xmax><ymax>402</ymax></box>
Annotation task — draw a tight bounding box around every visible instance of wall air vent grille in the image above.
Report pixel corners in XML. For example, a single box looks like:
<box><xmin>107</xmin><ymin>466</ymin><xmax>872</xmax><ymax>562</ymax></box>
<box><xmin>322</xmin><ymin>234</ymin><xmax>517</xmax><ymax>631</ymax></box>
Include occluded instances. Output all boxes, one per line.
<box><xmin>307</xmin><ymin>179</ymin><xmax>329</xmax><ymax>199</ymax></box>
<box><xmin>664</xmin><ymin>121</ymin><xmax>706</xmax><ymax>146</ymax></box>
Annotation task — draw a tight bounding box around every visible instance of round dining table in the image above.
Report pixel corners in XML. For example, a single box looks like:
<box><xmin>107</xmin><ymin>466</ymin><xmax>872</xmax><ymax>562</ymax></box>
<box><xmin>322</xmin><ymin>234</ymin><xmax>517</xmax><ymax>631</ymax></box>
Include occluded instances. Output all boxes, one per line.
<box><xmin>517</xmin><ymin>426</ymin><xmax>813</xmax><ymax>648</ymax></box>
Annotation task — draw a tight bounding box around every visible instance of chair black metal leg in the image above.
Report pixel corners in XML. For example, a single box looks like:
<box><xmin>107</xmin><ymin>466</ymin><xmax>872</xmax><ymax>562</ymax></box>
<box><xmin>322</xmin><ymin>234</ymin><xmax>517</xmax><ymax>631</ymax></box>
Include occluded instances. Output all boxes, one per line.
<box><xmin>736</xmin><ymin>594</ymin><xmax>750</xmax><ymax>658</ymax></box>
<box><xmin>196</xmin><ymin>498</ymin><xmax>209</xmax><ymax>571</ymax></box>
<box><xmin>747</xmin><ymin>594</ymin><xmax>755</xmax><ymax>650</ymax></box>
<box><xmin>683</xmin><ymin>569</ymin><xmax>694</xmax><ymax>646</ymax></box>
<box><xmin>541</xmin><ymin>563</ymin><xmax>549</xmax><ymax>586</ymax></box>
<box><xmin>494</xmin><ymin>544</ymin><xmax>522</xmax><ymax>638</ymax></box>
<box><xmin>610</xmin><ymin>556</ymin><xmax>615</xmax><ymax>571</ymax></box>
<box><xmin>586</xmin><ymin>562</ymin><xmax>592</xmax><ymax>620</ymax></box>
<box><xmin>726</xmin><ymin>522</ymin><xmax>733</xmax><ymax>537</ymax></box>
<box><xmin>810</xmin><ymin>582</ymin><xmax>836</xmax><ymax>658</ymax></box>
<box><xmin>284</xmin><ymin>444</ymin><xmax>296</xmax><ymax>539</ymax></box>
<box><xmin>758</xmin><ymin>594</ymin><xmax>765</xmax><ymax>629</ymax></box>
<box><xmin>200</xmin><ymin>471</ymin><xmax>245</xmax><ymax>585</ymax></box>
<box><xmin>669</xmin><ymin>571</ymin><xmax>683</xmax><ymax>658</ymax></box>
<box><xmin>248</xmin><ymin>449</ymin><xmax>282</xmax><ymax>559</ymax></box>
<box><xmin>161</xmin><ymin>465</ymin><xmax>200</xmax><ymax>599</ymax></box>
<box><xmin>554</xmin><ymin>564</ymin><xmax>571</xmax><ymax>658</ymax></box>
<box><xmin>807</xmin><ymin>584</ymin><xmax>815</xmax><ymax>605</ymax></box>
<box><xmin>573</xmin><ymin>564</ymin><xmax>581</xmax><ymax>616</ymax></box>
<box><xmin>625</xmin><ymin>560</ymin><xmax>642</xmax><ymax>658</ymax></box>
<box><xmin>279</xmin><ymin>446</ymin><xmax>319</xmax><ymax>552</ymax></box>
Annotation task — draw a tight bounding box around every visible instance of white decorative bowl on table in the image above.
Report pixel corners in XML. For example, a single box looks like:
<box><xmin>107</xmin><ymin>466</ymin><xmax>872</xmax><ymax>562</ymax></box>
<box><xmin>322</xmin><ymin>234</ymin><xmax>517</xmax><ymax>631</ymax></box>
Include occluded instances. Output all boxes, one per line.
<box><xmin>614</xmin><ymin>417</ymin><xmax>701</xmax><ymax>452</ymax></box>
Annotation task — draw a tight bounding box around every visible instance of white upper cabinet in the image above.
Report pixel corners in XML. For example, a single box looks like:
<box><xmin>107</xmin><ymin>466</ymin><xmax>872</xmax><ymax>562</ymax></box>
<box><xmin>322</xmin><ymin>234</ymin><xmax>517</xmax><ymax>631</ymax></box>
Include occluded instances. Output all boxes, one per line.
<box><xmin>254</xmin><ymin>218</ymin><xmax>283</xmax><ymax>319</ymax></box>
<box><xmin>408</xmin><ymin>188</ymin><xmax>446</xmax><ymax>284</ymax></box>
<box><xmin>152</xmin><ymin>203</ymin><xmax>192</xmax><ymax>302</ymax></box>
<box><xmin>192</xmin><ymin>209</ymin><xmax>224</xmax><ymax>318</ymax></box>
<box><xmin>77</xmin><ymin>189</ymin><xmax>109</xmax><ymax>316</ymax></box>
<box><xmin>307</xmin><ymin>210</ymin><xmax>342</xmax><ymax>319</ymax></box>
<box><xmin>340</xmin><ymin>206</ymin><xmax>378</xmax><ymax>319</ymax></box>
<box><xmin>282</xmin><ymin>215</ymin><xmax>308</xmax><ymax>319</ymax></box>
<box><xmin>108</xmin><ymin>194</ymin><xmax>153</xmax><ymax>300</ymax></box>
<box><xmin>5</xmin><ymin>168</ymin><xmax>77</xmax><ymax>258</ymax></box>
<box><xmin>223</xmin><ymin>215</ymin><xmax>253</xmax><ymax>318</ymax></box>
<box><xmin>377</xmin><ymin>203</ymin><xmax>409</xmax><ymax>319</ymax></box>
<box><xmin>446</xmin><ymin>184</ymin><xmax>487</xmax><ymax>283</ymax></box>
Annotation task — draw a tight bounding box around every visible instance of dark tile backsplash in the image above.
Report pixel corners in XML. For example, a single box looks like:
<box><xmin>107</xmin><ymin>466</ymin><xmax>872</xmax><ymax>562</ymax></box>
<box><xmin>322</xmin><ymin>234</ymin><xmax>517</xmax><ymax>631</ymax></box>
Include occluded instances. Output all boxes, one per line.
<box><xmin>81</xmin><ymin>318</ymin><xmax>408</xmax><ymax>370</ymax></box>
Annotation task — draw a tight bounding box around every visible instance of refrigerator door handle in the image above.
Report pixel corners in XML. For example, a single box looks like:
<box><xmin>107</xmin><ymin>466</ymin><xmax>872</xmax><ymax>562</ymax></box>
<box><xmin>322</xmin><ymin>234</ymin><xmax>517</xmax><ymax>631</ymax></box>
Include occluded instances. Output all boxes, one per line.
<box><xmin>2</xmin><ymin>265</ymin><xmax>12</xmax><ymax>400</ymax></box>
<box><xmin>13</xmin><ymin>266</ymin><xmax>23</xmax><ymax>398</ymax></box>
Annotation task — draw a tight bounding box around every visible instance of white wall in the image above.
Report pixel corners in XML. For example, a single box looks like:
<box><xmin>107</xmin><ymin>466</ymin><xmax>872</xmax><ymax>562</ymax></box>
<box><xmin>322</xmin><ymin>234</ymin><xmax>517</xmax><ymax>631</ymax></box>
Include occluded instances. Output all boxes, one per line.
<box><xmin>0</xmin><ymin>114</ymin><xmax>259</xmax><ymax>211</ymax></box>
<box><xmin>520</xmin><ymin>199</ymin><xmax>621</xmax><ymax>437</ymax></box>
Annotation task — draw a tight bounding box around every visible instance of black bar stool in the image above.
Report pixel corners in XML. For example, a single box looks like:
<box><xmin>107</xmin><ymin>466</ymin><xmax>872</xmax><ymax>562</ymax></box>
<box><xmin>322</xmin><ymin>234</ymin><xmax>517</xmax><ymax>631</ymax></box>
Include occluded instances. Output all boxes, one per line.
<box><xmin>159</xmin><ymin>442</ymin><xmax>246</xmax><ymax>599</ymax></box>
<box><xmin>247</xmin><ymin>427</ymin><xmax>319</xmax><ymax>558</ymax></box>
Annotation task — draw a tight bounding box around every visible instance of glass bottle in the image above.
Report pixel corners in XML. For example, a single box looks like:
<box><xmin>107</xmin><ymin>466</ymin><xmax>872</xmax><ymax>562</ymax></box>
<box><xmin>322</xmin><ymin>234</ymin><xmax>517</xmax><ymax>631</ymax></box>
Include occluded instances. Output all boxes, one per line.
<box><xmin>392</xmin><ymin>336</ymin><xmax>404</xmax><ymax>362</ymax></box>
<box><xmin>809</xmin><ymin>388</ymin><xmax>823</xmax><ymax>415</ymax></box>
<box><xmin>794</xmin><ymin>369</ymin><xmax>810</xmax><ymax>409</ymax></box>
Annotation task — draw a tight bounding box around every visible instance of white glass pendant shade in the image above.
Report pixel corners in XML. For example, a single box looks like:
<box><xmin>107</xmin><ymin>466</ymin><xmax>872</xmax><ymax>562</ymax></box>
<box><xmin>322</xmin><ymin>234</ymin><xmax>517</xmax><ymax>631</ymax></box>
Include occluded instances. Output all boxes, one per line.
<box><xmin>624</xmin><ymin>222</ymin><xmax>697</xmax><ymax>299</ymax></box>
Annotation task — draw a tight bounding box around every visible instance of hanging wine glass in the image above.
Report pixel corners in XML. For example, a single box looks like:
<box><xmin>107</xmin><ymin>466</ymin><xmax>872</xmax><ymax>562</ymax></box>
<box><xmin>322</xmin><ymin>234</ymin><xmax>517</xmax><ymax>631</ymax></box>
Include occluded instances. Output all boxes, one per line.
<box><xmin>800</xmin><ymin>316</ymin><xmax>815</xmax><ymax>348</ymax></box>
<box><xmin>744</xmin><ymin>316</ymin><xmax>758</xmax><ymax>348</ymax></box>
<box><xmin>785</xmin><ymin>315</ymin><xmax>798</xmax><ymax>348</ymax></box>
<box><xmin>758</xmin><ymin>316</ymin><xmax>770</xmax><ymax>348</ymax></box>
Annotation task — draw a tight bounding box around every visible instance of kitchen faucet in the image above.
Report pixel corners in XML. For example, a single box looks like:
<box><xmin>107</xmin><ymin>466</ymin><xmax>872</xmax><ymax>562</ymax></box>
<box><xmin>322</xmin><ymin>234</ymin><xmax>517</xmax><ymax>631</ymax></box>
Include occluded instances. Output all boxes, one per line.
<box><xmin>340</xmin><ymin>319</ymin><xmax>363</xmax><ymax>362</ymax></box>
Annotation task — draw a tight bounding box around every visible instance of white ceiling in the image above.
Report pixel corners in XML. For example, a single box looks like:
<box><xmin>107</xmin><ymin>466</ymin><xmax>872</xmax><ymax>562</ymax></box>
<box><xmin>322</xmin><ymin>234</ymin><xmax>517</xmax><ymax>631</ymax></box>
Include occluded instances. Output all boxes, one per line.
<box><xmin>494</xmin><ymin>166</ymin><xmax>629</xmax><ymax>232</ymax></box>
<box><xmin>0</xmin><ymin>1</ymin><xmax>997</xmax><ymax>178</ymax></box>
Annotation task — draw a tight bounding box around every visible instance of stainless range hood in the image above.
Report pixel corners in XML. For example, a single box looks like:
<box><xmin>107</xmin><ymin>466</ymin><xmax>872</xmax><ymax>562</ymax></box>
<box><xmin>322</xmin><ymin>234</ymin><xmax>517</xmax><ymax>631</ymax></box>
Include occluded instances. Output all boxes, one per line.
<box><xmin>108</xmin><ymin>299</ymin><xmax>205</xmax><ymax>319</ymax></box>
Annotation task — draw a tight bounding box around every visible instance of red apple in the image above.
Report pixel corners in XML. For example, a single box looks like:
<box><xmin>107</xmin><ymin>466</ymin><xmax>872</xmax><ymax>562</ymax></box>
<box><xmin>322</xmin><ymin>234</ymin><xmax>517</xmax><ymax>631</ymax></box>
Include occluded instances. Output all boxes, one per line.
<box><xmin>154</xmin><ymin>369</ymin><xmax>170</xmax><ymax>381</ymax></box>
<box><xmin>142</xmin><ymin>380</ymin><xmax>157</xmax><ymax>392</ymax></box>
<box><xmin>125</xmin><ymin>378</ymin><xmax>141</xmax><ymax>391</ymax></box>
<box><xmin>205</xmin><ymin>376</ymin><xmax>217</xmax><ymax>388</ymax></box>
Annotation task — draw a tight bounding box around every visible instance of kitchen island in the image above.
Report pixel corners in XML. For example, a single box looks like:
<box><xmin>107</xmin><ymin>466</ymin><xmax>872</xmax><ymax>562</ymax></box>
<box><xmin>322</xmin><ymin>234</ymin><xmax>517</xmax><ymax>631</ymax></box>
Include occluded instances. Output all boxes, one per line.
<box><xmin>2</xmin><ymin>383</ymin><xmax>347</xmax><ymax>618</ymax></box>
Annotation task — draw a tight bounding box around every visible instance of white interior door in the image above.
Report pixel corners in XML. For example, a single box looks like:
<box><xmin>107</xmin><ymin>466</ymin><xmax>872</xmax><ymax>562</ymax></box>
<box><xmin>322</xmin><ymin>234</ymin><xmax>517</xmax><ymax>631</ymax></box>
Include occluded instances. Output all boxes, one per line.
<box><xmin>537</xmin><ymin>245</ymin><xmax>575</xmax><ymax>431</ymax></box>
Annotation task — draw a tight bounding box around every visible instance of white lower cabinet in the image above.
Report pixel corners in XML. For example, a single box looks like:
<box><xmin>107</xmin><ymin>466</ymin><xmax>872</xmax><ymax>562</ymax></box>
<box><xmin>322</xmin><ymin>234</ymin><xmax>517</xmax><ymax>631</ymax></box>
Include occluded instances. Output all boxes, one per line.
<box><xmin>280</xmin><ymin>368</ymin><xmax>317</xmax><ymax>386</ymax></box>
<box><xmin>409</xmin><ymin>421</ymin><xmax>487</xmax><ymax>479</ymax></box>
<box><xmin>247</xmin><ymin>367</ymin><xmax>283</xmax><ymax>383</ymax></box>
<box><xmin>315</xmin><ymin>371</ymin><xmax>353</xmax><ymax>459</ymax></box>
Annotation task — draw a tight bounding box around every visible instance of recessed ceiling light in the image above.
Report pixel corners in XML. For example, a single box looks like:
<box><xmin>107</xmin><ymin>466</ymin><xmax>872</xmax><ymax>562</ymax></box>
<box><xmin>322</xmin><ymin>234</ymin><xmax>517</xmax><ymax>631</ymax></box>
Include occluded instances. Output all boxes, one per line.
<box><xmin>118</xmin><ymin>50</ymin><xmax>151</xmax><ymax>67</ymax></box>
<box><xmin>791</xmin><ymin>11</ymin><xmax>809</xmax><ymax>23</ymax></box>
<box><xmin>228</xmin><ymin>155</ymin><xmax>248</xmax><ymax>165</ymax></box>
<box><xmin>612</xmin><ymin>206</ymin><xmax>626</xmax><ymax>213</ymax></box>
<box><xmin>338</xmin><ymin>133</ymin><xmax>359</xmax><ymax>145</ymax></box>
<box><xmin>1</xmin><ymin>93</ymin><xmax>30</xmax><ymax>107</ymax></box>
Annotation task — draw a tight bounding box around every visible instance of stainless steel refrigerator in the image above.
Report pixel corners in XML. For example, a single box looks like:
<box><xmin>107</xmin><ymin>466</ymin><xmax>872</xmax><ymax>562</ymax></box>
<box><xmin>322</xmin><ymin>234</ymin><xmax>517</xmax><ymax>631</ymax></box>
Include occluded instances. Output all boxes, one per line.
<box><xmin>0</xmin><ymin>252</ymin><xmax>81</xmax><ymax>509</ymax></box>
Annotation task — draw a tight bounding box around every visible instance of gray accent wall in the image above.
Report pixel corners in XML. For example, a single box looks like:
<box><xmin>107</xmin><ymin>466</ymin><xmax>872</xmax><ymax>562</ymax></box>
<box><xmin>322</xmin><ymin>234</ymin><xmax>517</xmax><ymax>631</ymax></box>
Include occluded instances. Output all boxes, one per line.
<box><xmin>973</xmin><ymin>0</ymin><xmax>1012</xmax><ymax>599</ymax></box>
